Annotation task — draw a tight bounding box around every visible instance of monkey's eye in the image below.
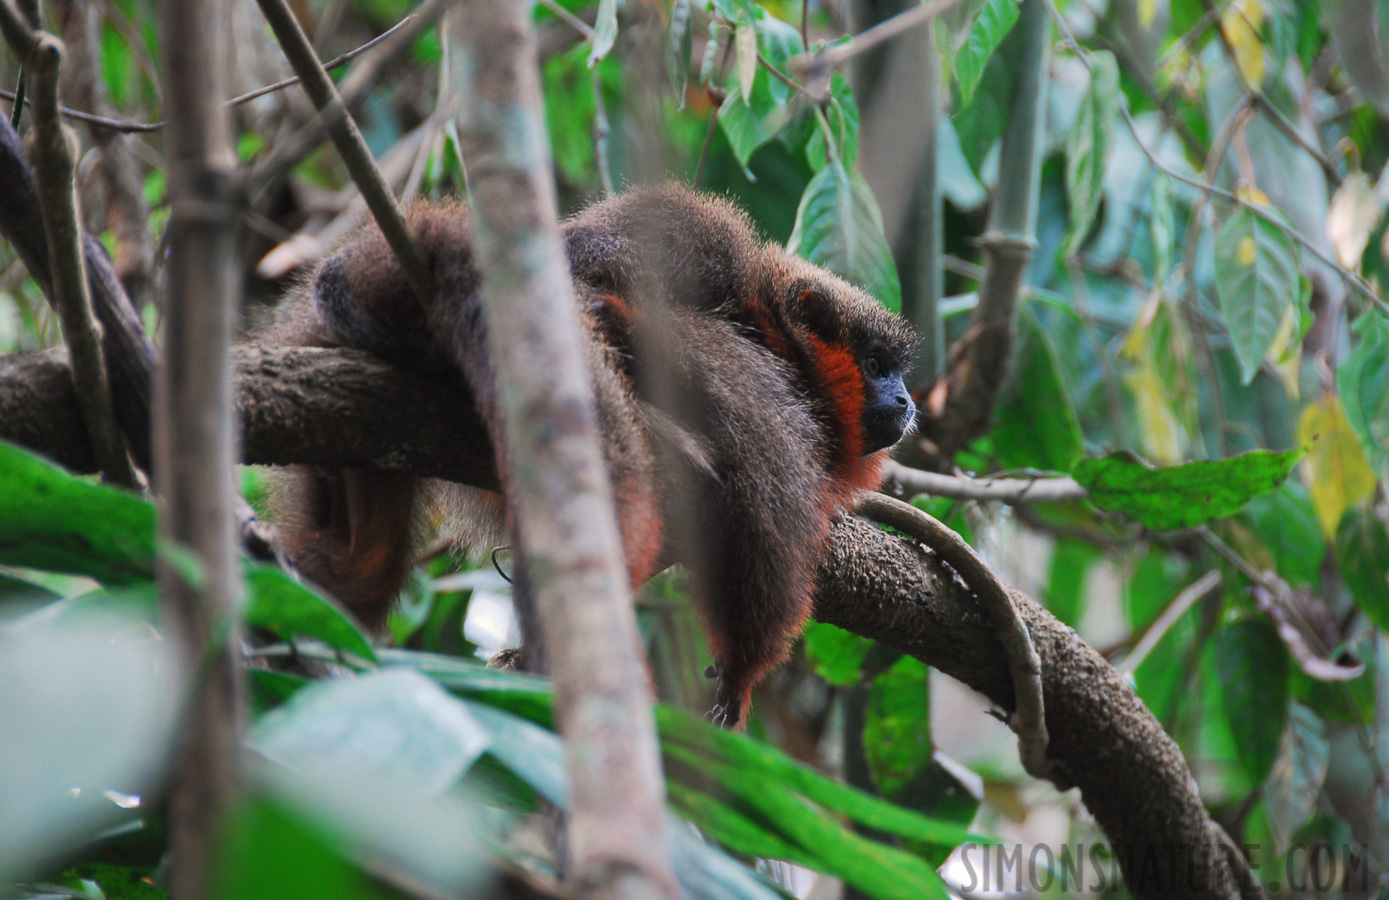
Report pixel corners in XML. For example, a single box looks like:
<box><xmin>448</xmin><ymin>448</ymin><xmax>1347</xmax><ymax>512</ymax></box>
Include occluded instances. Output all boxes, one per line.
<box><xmin>865</xmin><ymin>354</ymin><xmax>883</xmax><ymax>378</ymax></box>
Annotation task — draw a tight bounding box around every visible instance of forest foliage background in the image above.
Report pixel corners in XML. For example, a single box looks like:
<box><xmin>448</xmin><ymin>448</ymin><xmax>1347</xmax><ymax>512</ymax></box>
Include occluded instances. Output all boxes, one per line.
<box><xmin>3</xmin><ymin>0</ymin><xmax>1389</xmax><ymax>897</ymax></box>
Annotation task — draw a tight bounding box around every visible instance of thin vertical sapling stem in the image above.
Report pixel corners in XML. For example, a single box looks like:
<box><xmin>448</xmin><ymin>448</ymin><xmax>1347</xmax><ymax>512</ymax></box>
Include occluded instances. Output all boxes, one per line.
<box><xmin>442</xmin><ymin>4</ymin><xmax>679</xmax><ymax>897</ymax></box>
<box><xmin>917</xmin><ymin>0</ymin><xmax>1049</xmax><ymax>458</ymax></box>
<box><xmin>157</xmin><ymin>0</ymin><xmax>245</xmax><ymax>895</ymax></box>
<box><xmin>26</xmin><ymin>35</ymin><xmax>137</xmax><ymax>486</ymax></box>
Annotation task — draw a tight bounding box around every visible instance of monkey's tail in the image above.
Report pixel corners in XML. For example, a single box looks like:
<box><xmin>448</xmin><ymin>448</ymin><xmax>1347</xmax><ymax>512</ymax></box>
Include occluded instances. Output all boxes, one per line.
<box><xmin>270</xmin><ymin>467</ymin><xmax>422</xmax><ymax>632</ymax></box>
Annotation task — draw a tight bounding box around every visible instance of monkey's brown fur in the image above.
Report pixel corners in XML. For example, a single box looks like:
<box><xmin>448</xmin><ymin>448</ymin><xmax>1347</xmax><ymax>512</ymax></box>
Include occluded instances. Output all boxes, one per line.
<box><xmin>269</xmin><ymin>185</ymin><xmax>917</xmax><ymax>726</ymax></box>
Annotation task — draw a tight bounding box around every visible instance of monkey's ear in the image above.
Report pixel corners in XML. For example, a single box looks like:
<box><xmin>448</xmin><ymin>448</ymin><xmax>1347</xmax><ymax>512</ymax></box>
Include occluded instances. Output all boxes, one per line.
<box><xmin>795</xmin><ymin>287</ymin><xmax>839</xmax><ymax>340</ymax></box>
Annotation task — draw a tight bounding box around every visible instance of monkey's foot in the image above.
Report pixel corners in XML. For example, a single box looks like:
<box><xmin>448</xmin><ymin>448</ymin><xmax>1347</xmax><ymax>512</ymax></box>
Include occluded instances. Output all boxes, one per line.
<box><xmin>703</xmin><ymin>662</ymin><xmax>745</xmax><ymax>729</ymax></box>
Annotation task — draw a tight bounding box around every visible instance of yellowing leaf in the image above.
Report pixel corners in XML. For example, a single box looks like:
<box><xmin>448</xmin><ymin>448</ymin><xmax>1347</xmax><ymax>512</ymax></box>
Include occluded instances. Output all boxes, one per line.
<box><xmin>1139</xmin><ymin>0</ymin><xmax>1157</xmax><ymax>28</ymax></box>
<box><xmin>1236</xmin><ymin>234</ymin><xmax>1257</xmax><ymax>266</ymax></box>
<box><xmin>1266</xmin><ymin>303</ymin><xmax>1302</xmax><ymax>401</ymax></box>
<box><xmin>1221</xmin><ymin>0</ymin><xmax>1266</xmax><ymax>88</ymax></box>
<box><xmin>1235</xmin><ymin>183</ymin><xmax>1271</xmax><ymax>206</ymax></box>
<box><xmin>1327</xmin><ymin>171</ymin><xmax>1384</xmax><ymax>269</ymax></box>
<box><xmin>1120</xmin><ymin>295</ymin><xmax>1193</xmax><ymax>464</ymax></box>
<box><xmin>1125</xmin><ymin>366</ymin><xmax>1184</xmax><ymax>464</ymax></box>
<box><xmin>1298</xmin><ymin>394</ymin><xmax>1379</xmax><ymax>538</ymax></box>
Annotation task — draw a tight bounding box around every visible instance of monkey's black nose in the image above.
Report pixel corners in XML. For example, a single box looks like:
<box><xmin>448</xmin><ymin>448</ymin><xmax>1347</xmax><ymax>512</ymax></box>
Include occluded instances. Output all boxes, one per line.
<box><xmin>894</xmin><ymin>392</ymin><xmax>909</xmax><ymax>408</ymax></box>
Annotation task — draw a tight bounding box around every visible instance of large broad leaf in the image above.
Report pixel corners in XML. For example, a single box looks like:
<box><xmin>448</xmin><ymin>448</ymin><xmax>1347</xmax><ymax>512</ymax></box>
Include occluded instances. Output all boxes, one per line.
<box><xmin>1214</xmin><ymin>207</ymin><xmax>1301</xmax><ymax>385</ymax></box>
<box><xmin>1323</xmin><ymin>0</ymin><xmax>1389</xmax><ymax>116</ymax></box>
<box><xmin>1043</xmin><ymin>538</ymin><xmax>1099</xmax><ymax>627</ymax></box>
<box><xmin>252</xmin><ymin>669</ymin><xmax>489</xmax><ymax>795</ymax></box>
<box><xmin>246</xmin><ymin>674</ymin><xmax>488</xmax><ymax>898</ymax></box>
<box><xmin>1262</xmin><ymin>703</ymin><xmax>1329</xmax><ymax>853</ymax></box>
<box><xmin>665</xmin><ymin>742</ymin><xmax>952</xmax><ymax>900</ymax></box>
<box><xmin>1063</xmin><ymin>50</ymin><xmax>1119</xmax><ymax>254</ymax></box>
<box><xmin>1335</xmin><ymin>507</ymin><xmax>1389</xmax><ymax>633</ymax></box>
<box><xmin>0</xmin><ymin>610</ymin><xmax>178</xmax><ymax>877</ymax></box>
<box><xmin>464</xmin><ymin>698</ymin><xmax>787</xmax><ymax>900</ymax></box>
<box><xmin>1337</xmin><ymin>314</ymin><xmax>1389</xmax><ymax>488</ymax></box>
<box><xmin>864</xmin><ymin>656</ymin><xmax>932</xmax><ymax>799</ymax></box>
<box><xmin>803</xmin><ymin>620</ymin><xmax>874</xmax><ymax>686</ymax></box>
<box><xmin>379</xmin><ymin>647</ymin><xmax>555</xmax><ymax>725</ymax></box>
<box><xmin>1297</xmin><ymin>393</ymin><xmax>1378</xmax><ymax>538</ymax></box>
<box><xmin>717</xmin><ymin>12</ymin><xmax>804</xmax><ymax>170</ymax></box>
<box><xmin>788</xmin><ymin>161</ymin><xmax>902</xmax><ymax>310</ymax></box>
<box><xmin>1216</xmin><ymin>619</ymin><xmax>1290</xmax><ymax>785</ymax></box>
<box><xmin>210</xmin><ymin>797</ymin><xmax>398</xmax><ymax>900</ymax></box>
<box><xmin>244</xmin><ymin>564</ymin><xmax>377</xmax><ymax>663</ymax></box>
<box><xmin>0</xmin><ymin>440</ymin><xmax>155</xmax><ymax>584</ymax></box>
<box><xmin>951</xmin><ymin>0</ymin><xmax>1020</xmax><ymax>110</ymax></box>
<box><xmin>1241</xmin><ymin>482</ymin><xmax>1325</xmax><ymax>589</ymax></box>
<box><xmin>658</xmin><ymin>708</ymin><xmax>979</xmax><ymax>849</ymax></box>
<box><xmin>992</xmin><ymin>312</ymin><xmax>1084</xmax><ymax>472</ymax></box>
<box><xmin>1071</xmin><ymin>448</ymin><xmax>1303</xmax><ymax>531</ymax></box>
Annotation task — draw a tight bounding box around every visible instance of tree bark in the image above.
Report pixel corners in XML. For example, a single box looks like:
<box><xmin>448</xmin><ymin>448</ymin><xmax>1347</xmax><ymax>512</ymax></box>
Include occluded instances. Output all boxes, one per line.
<box><xmin>157</xmin><ymin>0</ymin><xmax>244</xmax><ymax>896</ymax></box>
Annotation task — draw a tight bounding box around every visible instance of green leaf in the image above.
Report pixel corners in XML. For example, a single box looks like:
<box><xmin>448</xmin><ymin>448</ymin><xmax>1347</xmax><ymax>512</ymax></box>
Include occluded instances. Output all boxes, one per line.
<box><xmin>211</xmin><ymin>796</ymin><xmax>393</xmax><ymax>900</ymax></box>
<box><xmin>992</xmin><ymin>312</ymin><xmax>1084</xmax><ymax>472</ymax></box>
<box><xmin>1216</xmin><ymin>619</ymin><xmax>1290</xmax><ymax>784</ymax></box>
<box><xmin>1064</xmin><ymin>50</ymin><xmax>1119</xmax><ymax>255</ymax></box>
<box><xmin>0</xmin><ymin>571</ymin><xmax>60</xmax><ymax>606</ymax></box>
<box><xmin>379</xmin><ymin>648</ymin><xmax>555</xmax><ymax>725</ymax></box>
<box><xmin>1335</xmin><ymin>507</ymin><xmax>1389</xmax><ymax>633</ymax></box>
<box><xmin>804</xmin><ymin>621</ymin><xmax>874</xmax><ymax>686</ymax></box>
<box><xmin>0</xmin><ymin>440</ymin><xmax>155</xmax><ymax>584</ymax></box>
<box><xmin>666</xmin><ymin>745</ymin><xmax>951</xmax><ymax>899</ymax></box>
<box><xmin>864</xmin><ymin>656</ymin><xmax>932</xmax><ymax>798</ymax></box>
<box><xmin>788</xmin><ymin>161</ymin><xmax>902</xmax><ymax>311</ymax></box>
<box><xmin>1242</xmin><ymin>482</ymin><xmax>1325</xmax><ymax>589</ymax></box>
<box><xmin>252</xmin><ymin>669</ymin><xmax>489</xmax><ymax>794</ymax></box>
<box><xmin>1072</xmin><ymin>448</ymin><xmax>1303</xmax><ymax>531</ymax></box>
<box><xmin>658</xmin><ymin>707</ymin><xmax>980</xmax><ymax>849</ymax></box>
<box><xmin>463</xmin><ymin>701</ymin><xmax>570</xmax><ymax>807</ymax></box>
<box><xmin>1262</xmin><ymin>703</ymin><xmax>1329</xmax><ymax>852</ymax></box>
<box><xmin>937</xmin><ymin>115</ymin><xmax>987</xmax><ymax>210</ymax></box>
<box><xmin>249</xmin><ymin>669</ymin><xmax>311</xmax><ymax>715</ymax></box>
<box><xmin>805</xmin><ymin>73</ymin><xmax>860</xmax><ymax>171</ymax></box>
<box><xmin>716</xmin><ymin>12</ymin><xmax>803</xmax><ymax>170</ymax></box>
<box><xmin>1043</xmin><ymin>538</ymin><xmax>1099</xmax><ymax>626</ymax></box>
<box><xmin>954</xmin><ymin>0</ymin><xmax>1021</xmax><ymax>109</ymax></box>
<box><xmin>1214</xmin><ymin>207</ymin><xmax>1301</xmax><ymax>385</ymax></box>
<box><xmin>707</xmin><ymin>0</ymin><xmax>757</xmax><ymax>27</ymax></box>
<box><xmin>244</xmin><ymin>563</ymin><xmax>377</xmax><ymax>663</ymax></box>
<box><xmin>666</xmin><ymin>0</ymin><xmax>693</xmax><ymax>106</ymax></box>
<box><xmin>667</xmin><ymin>781</ymin><xmax>806</xmax><ymax>862</ymax></box>
<box><xmin>587</xmin><ymin>0</ymin><xmax>618</xmax><ymax>66</ymax></box>
<box><xmin>1337</xmin><ymin>314</ymin><xmax>1389</xmax><ymax>487</ymax></box>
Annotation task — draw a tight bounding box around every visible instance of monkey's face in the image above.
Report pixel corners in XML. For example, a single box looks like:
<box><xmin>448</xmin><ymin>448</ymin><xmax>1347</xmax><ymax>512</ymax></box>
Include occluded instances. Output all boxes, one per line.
<box><xmin>860</xmin><ymin>344</ymin><xmax>915</xmax><ymax>453</ymax></box>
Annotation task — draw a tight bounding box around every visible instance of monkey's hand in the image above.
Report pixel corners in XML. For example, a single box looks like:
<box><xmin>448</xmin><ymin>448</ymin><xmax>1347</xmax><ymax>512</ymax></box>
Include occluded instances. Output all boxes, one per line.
<box><xmin>704</xmin><ymin>662</ymin><xmax>746</xmax><ymax>729</ymax></box>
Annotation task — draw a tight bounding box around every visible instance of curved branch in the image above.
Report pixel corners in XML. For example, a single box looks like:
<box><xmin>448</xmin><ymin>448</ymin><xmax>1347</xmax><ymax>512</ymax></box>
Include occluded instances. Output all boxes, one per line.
<box><xmin>856</xmin><ymin>493</ymin><xmax>1052</xmax><ymax>781</ymax></box>
<box><xmin>0</xmin><ymin>345</ymin><xmax>1242</xmax><ymax>898</ymax></box>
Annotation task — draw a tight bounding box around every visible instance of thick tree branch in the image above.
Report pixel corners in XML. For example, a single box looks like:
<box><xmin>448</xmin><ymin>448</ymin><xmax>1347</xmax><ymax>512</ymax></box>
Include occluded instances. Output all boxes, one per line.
<box><xmin>0</xmin><ymin>106</ymin><xmax>157</xmax><ymax>469</ymax></box>
<box><xmin>0</xmin><ymin>345</ymin><xmax>1243</xmax><ymax>898</ymax></box>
